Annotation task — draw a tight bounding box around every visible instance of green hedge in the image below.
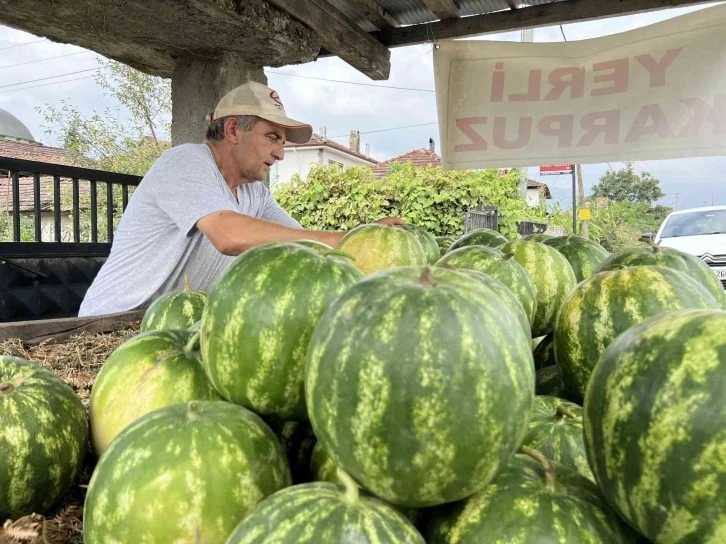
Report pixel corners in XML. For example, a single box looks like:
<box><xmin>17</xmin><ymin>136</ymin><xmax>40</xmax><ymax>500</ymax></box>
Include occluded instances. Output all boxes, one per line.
<box><xmin>273</xmin><ymin>163</ymin><xmax>548</xmax><ymax>238</ymax></box>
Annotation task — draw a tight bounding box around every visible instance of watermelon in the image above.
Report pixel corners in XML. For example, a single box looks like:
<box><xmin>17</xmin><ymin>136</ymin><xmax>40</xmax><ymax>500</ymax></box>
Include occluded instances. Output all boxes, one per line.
<box><xmin>0</xmin><ymin>356</ymin><xmax>88</xmax><ymax>520</ymax></box>
<box><xmin>83</xmin><ymin>400</ymin><xmax>292</xmax><ymax>543</ymax></box>
<box><xmin>499</xmin><ymin>239</ymin><xmax>577</xmax><ymax>337</ymax></box>
<box><xmin>305</xmin><ymin>266</ymin><xmax>534</xmax><ymax>507</ymax></box>
<box><xmin>533</xmin><ymin>333</ymin><xmax>555</xmax><ymax>370</ymax></box>
<box><xmin>336</xmin><ymin>224</ymin><xmax>426</xmax><ymax>275</ymax></box>
<box><xmin>189</xmin><ymin>319</ymin><xmax>201</xmax><ymax>332</ymax></box>
<box><xmin>597</xmin><ymin>242</ymin><xmax>726</xmax><ymax>308</ymax></box>
<box><xmin>446</xmin><ymin>228</ymin><xmax>507</xmax><ymax>253</ymax></box>
<box><xmin>264</xmin><ymin>418</ymin><xmax>317</xmax><ymax>484</ymax></box>
<box><xmin>585</xmin><ymin>309</ymin><xmax>726</xmax><ymax>543</ymax></box>
<box><xmin>294</xmin><ymin>239</ymin><xmax>333</xmax><ymax>251</ymax></box>
<box><xmin>425</xmin><ymin>449</ymin><xmax>633</xmax><ymax>543</ymax></box>
<box><xmin>535</xmin><ymin>366</ymin><xmax>569</xmax><ymax>399</ymax></box>
<box><xmin>522</xmin><ymin>395</ymin><xmax>593</xmax><ymax>481</ymax></box>
<box><xmin>555</xmin><ymin>265</ymin><xmax>720</xmax><ymax>401</ymax></box>
<box><xmin>200</xmin><ymin>242</ymin><xmax>362</xmax><ymax>420</ymax></box>
<box><xmin>226</xmin><ymin>469</ymin><xmax>425</xmax><ymax>543</ymax></box>
<box><xmin>437</xmin><ymin>246</ymin><xmax>537</xmax><ymax>328</ymax></box>
<box><xmin>543</xmin><ymin>235</ymin><xmax>610</xmax><ymax>282</ymax></box>
<box><xmin>140</xmin><ymin>276</ymin><xmax>207</xmax><ymax>332</ymax></box>
<box><xmin>402</xmin><ymin>224</ymin><xmax>440</xmax><ymax>265</ymax></box>
<box><xmin>435</xmin><ymin>235</ymin><xmax>456</xmax><ymax>256</ymax></box>
<box><xmin>522</xmin><ymin>233</ymin><xmax>552</xmax><ymax>242</ymax></box>
<box><xmin>452</xmin><ymin>268</ymin><xmax>529</xmax><ymax>334</ymax></box>
<box><xmin>89</xmin><ymin>329</ymin><xmax>220</xmax><ymax>456</ymax></box>
<box><xmin>310</xmin><ymin>441</ymin><xmax>338</xmax><ymax>484</ymax></box>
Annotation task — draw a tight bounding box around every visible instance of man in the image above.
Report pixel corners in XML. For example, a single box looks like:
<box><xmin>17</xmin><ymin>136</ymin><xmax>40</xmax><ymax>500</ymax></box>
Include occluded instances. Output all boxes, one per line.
<box><xmin>78</xmin><ymin>81</ymin><xmax>401</xmax><ymax>317</ymax></box>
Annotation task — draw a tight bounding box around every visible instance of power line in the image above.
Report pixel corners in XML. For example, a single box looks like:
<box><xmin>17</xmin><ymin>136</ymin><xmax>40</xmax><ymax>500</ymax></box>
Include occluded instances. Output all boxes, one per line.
<box><xmin>0</xmin><ymin>68</ymin><xmax>98</xmax><ymax>90</ymax></box>
<box><xmin>0</xmin><ymin>38</ymin><xmax>46</xmax><ymax>51</ymax></box>
<box><xmin>266</xmin><ymin>70</ymin><xmax>435</xmax><ymax>93</ymax></box>
<box><xmin>328</xmin><ymin>121</ymin><xmax>438</xmax><ymax>139</ymax></box>
<box><xmin>0</xmin><ymin>74</ymin><xmax>96</xmax><ymax>94</ymax></box>
<box><xmin>0</xmin><ymin>51</ymin><xmax>90</xmax><ymax>71</ymax></box>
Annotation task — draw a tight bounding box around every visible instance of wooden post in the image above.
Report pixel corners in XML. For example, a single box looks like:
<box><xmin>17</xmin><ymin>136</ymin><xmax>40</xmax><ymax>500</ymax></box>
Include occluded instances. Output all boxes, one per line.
<box><xmin>577</xmin><ymin>164</ymin><xmax>588</xmax><ymax>239</ymax></box>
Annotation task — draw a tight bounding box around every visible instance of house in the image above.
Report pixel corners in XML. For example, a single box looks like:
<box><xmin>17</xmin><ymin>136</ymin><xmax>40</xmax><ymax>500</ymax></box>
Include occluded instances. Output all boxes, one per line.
<box><xmin>272</xmin><ymin>129</ymin><xmax>379</xmax><ymax>186</ymax></box>
<box><xmin>374</xmin><ymin>139</ymin><xmax>552</xmax><ymax>208</ymax></box>
<box><xmin>0</xmin><ymin>107</ymin><xmax>79</xmax><ymax>241</ymax></box>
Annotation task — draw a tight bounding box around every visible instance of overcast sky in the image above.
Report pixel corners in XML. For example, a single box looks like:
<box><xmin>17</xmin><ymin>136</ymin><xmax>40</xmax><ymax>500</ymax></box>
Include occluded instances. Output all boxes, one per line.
<box><xmin>0</xmin><ymin>3</ymin><xmax>724</xmax><ymax>211</ymax></box>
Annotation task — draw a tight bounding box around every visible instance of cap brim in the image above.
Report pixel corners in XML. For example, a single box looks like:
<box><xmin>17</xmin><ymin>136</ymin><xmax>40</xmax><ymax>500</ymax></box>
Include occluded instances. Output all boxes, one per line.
<box><xmin>259</xmin><ymin>113</ymin><xmax>313</xmax><ymax>144</ymax></box>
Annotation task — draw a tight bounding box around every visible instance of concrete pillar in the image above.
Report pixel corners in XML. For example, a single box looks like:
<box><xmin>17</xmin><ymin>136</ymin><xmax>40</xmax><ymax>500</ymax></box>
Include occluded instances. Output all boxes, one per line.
<box><xmin>171</xmin><ymin>53</ymin><xmax>266</xmax><ymax>145</ymax></box>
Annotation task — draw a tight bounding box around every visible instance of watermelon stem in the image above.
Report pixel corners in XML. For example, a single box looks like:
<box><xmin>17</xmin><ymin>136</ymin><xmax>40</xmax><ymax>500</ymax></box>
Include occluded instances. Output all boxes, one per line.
<box><xmin>0</xmin><ymin>382</ymin><xmax>13</xmax><ymax>394</ymax></box>
<box><xmin>184</xmin><ymin>331</ymin><xmax>201</xmax><ymax>354</ymax></box>
<box><xmin>419</xmin><ymin>267</ymin><xmax>437</xmax><ymax>287</ymax></box>
<box><xmin>184</xmin><ymin>275</ymin><xmax>191</xmax><ymax>291</ymax></box>
<box><xmin>336</xmin><ymin>468</ymin><xmax>360</xmax><ymax>505</ymax></box>
<box><xmin>521</xmin><ymin>446</ymin><xmax>557</xmax><ymax>491</ymax></box>
<box><xmin>555</xmin><ymin>404</ymin><xmax>578</xmax><ymax>420</ymax></box>
<box><xmin>638</xmin><ymin>236</ymin><xmax>660</xmax><ymax>254</ymax></box>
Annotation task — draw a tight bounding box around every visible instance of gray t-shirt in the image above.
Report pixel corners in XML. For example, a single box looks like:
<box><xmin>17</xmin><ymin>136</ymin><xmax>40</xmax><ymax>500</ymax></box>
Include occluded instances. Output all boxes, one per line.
<box><xmin>78</xmin><ymin>143</ymin><xmax>301</xmax><ymax>317</ymax></box>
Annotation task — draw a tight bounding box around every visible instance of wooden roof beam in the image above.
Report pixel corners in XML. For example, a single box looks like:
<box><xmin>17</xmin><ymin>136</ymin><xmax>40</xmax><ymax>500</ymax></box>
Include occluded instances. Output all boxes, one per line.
<box><xmin>346</xmin><ymin>0</ymin><xmax>399</xmax><ymax>29</ymax></box>
<box><xmin>266</xmin><ymin>0</ymin><xmax>390</xmax><ymax>79</ymax></box>
<box><xmin>424</xmin><ymin>0</ymin><xmax>460</xmax><ymax>20</ymax></box>
<box><xmin>375</xmin><ymin>0</ymin><xmax>723</xmax><ymax>48</ymax></box>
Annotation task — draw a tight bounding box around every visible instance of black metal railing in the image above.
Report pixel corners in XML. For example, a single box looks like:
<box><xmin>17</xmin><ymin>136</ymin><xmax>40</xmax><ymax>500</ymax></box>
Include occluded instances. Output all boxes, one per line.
<box><xmin>0</xmin><ymin>157</ymin><xmax>142</xmax><ymax>257</ymax></box>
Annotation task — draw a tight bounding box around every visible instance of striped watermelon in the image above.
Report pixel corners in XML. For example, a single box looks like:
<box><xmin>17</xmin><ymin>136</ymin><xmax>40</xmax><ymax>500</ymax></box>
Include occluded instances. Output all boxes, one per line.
<box><xmin>226</xmin><ymin>469</ymin><xmax>425</xmax><ymax>543</ymax></box>
<box><xmin>402</xmin><ymin>224</ymin><xmax>440</xmax><ymax>265</ymax></box>
<box><xmin>310</xmin><ymin>441</ymin><xmax>338</xmax><ymax>484</ymax></box>
<box><xmin>89</xmin><ymin>329</ymin><xmax>220</xmax><ymax>456</ymax></box>
<box><xmin>83</xmin><ymin>400</ymin><xmax>291</xmax><ymax>543</ymax></box>
<box><xmin>336</xmin><ymin>224</ymin><xmax>426</xmax><ymax>275</ymax></box>
<box><xmin>533</xmin><ymin>333</ymin><xmax>555</xmax><ymax>370</ymax></box>
<box><xmin>305</xmin><ymin>266</ymin><xmax>534</xmax><ymax>507</ymax></box>
<box><xmin>308</xmin><ymin>442</ymin><xmax>423</xmax><ymax>527</ymax></box>
<box><xmin>555</xmin><ymin>265</ymin><xmax>720</xmax><ymax>401</ymax></box>
<box><xmin>453</xmin><ymin>268</ymin><xmax>529</xmax><ymax>334</ymax></box>
<box><xmin>437</xmin><ymin>246</ymin><xmax>537</xmax><ymax>328</ymax></box>
<box><xmin>585</xmin><ymin>309</ymin><xmax>726</xmax><ymax>543</ymax></box>
<box><xmin>535</xmin><ymin>366</ymin><xmax>569</xmax><ymax>399</ymax></box>
<box><xmin>264</xmin><ymin>418</ymin><xmax>317</xmax><ymax>484</ymax></box>
<box><xmin>522</xmin><ymin>233</ymin><xmax>552</xmax><ymax>242</ymax></box>
<box><xmin>522</xmin><ymin>396</ymin><xmax>593</xmax><ymax>481</ymax></box>
<box><xmin>425</xmin><ymin>450</ymin><xmax>633</xmax><ymax>543</ymax></box>
<box><xmin>435</xmin><ymin>235</ymin><xmax>456</xmax><ymax>256</ymax></box>
<box><xmin>446</xmin><ymin>228</ymin><xmax>507</xmax><ymax>253</ymax></box>
<box><xmin>200</xmin><ymin>242</ymin><xmax>362</xmax><ymax>420</ymax></box>
<box><xmin>0</xmin><ymin>356</ymin><xmax>88</xmax><ymax>520</ymax></box>
<box><xmin>140</xmin><ymin>276</ymin><xmax>207</xmax><ymax>332</ymax></box>
<box><xmin>294</xmin><ymin>239</ymin><xmax>333</xmax><ymax>251</ymax></box>
<box><xmin>543</xmin><ymin>235</ymin><xmax>610</xmax><ymax>282</ymax></box>
<box><xmin>499</xmin><ymin>239</ymin><xmax>577</xmax><ymax>337</ymax></box>
<box><xmin>597</xmin><ymin>242</ymin><xmax>726</xmax><ymax>308</ymax></box>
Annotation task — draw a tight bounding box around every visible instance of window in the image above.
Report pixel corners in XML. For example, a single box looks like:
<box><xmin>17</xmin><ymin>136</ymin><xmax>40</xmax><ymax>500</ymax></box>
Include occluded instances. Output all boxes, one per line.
<box><xmin>661</xmin><ymin>209</ymin><xmax>726</xmax><ymax>238</ymax></box>
<box><xmin>328</xmin><ymin>160</ymin><xmax>344</xmax><ymax>170</ymax></box>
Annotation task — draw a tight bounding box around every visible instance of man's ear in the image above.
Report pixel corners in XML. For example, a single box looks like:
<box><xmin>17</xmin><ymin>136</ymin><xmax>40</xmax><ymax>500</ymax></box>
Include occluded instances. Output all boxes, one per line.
<box><xmin>224</xmin><ymin>118</ymin><xmax>239</xmax><ymax>143</ymax></box>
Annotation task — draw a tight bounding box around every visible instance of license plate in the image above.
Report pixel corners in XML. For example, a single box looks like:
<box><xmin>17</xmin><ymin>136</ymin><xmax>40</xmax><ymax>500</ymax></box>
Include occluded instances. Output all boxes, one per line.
<box><xmin>714</xmin><ymin>268</ymin><xmax>726</xmax><ymax>279</ymax></box>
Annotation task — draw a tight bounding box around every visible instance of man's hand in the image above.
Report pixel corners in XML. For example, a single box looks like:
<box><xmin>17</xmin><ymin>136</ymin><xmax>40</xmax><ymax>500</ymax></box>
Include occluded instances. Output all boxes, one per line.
<box><xmin>375</xmin><ymin>217</ymin><xmax>405</xmax><ymax>227</ymax></box>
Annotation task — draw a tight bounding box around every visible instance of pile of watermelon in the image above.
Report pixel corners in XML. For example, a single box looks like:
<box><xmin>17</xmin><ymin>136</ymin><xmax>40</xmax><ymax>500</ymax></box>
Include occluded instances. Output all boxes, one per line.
<box><xmin>2</xmin><ymin>223</ymin><xmax>726</xmax><ymax>543</ymax></box>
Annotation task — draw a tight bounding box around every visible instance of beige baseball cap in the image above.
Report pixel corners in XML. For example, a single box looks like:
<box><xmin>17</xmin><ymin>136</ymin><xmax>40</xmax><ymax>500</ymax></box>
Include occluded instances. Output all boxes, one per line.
<box><xmin>212</xmin><ymin>81</ymin><xmax>312</xmax><ymax>144</ymax></box>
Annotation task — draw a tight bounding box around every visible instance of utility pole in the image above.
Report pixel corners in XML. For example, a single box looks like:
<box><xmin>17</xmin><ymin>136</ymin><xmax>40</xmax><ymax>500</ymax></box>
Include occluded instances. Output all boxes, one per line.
<box><xmin>577</xmin><ymin>164</ymin><xmax>588</xmax><ymax>239</ymax></box>
<box><xmin>571</xmin><ymin>165</ymin><xmax>577</xmax><ymax>235</ymax></box>
<box><xmin>675</xmin><ymin>193</ymin><xmax>680</xmax><ymax>210</ymax></box>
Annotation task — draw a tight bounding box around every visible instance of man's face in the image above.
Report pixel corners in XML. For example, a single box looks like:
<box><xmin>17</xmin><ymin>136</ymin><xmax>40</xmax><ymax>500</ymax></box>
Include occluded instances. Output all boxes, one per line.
<box><xmin>233</xmin><ymin>119</ymin><xmax>286</xmax><ymax>182</ymax></box>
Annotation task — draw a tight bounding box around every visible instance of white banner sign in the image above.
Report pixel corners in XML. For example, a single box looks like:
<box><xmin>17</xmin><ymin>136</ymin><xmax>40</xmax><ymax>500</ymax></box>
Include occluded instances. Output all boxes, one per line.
<box><xmin>433</xmin><ymin>5</ymin><xmax>726</xmax><ymax>170</ymax></box>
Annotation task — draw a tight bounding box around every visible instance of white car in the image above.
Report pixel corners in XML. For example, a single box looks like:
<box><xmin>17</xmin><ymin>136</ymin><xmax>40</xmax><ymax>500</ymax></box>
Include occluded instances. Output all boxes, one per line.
<box><xmin>648</xmin><ymin>205</ymin><xmax>726</xmax><ymax>289</ymax></box>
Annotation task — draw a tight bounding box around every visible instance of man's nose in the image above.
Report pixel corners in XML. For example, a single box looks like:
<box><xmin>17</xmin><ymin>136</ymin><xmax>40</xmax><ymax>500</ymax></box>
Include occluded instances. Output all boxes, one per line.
<box><xmin>272</xmin><ymin>146</ymin><xmax>284</xmax><ymax>161</ymax></box>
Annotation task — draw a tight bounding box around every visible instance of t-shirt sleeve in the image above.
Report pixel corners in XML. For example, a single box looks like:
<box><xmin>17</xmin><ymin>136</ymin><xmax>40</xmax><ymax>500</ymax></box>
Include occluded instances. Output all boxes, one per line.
<box><xmin>260</xmin><ymin>186</ymin><xmax>303</xmax><ymax>229</ymax></box>
<box><xmin>151</xmin><ymin>153</ymin><xmax>238</xmax><ymax>236</ymax></box>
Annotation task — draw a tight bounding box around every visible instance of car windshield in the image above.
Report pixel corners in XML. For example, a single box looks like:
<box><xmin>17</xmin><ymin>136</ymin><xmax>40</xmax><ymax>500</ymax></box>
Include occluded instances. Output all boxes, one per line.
<box><xmin>661</xmin><ymin>209</ymin><xmax>726</xmax><ymax>238</ymax></box>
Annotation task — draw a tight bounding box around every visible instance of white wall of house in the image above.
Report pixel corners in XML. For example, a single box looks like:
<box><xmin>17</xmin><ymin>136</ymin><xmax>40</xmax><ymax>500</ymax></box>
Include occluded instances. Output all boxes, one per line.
<box><xmin>271</xmin><ymin>146</ymin><xmax>377</xmax><ymax>187</ymax></box>
<box><xmin>526</xmin><ymin>187</ymin><xmax>543</xmax><ymax>208</ymax></box>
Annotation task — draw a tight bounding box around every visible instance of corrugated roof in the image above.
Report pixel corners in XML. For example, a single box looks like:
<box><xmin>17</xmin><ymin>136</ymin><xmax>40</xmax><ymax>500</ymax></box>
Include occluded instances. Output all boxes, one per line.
<box><xmin>326</xmin><ymin>0</ymin><xmax>568</xmax><ymax>31</ymax></box>
<box><xmin>284</xmin><ymin>132</ymin><xmax>379</xmax><ymax>164</ymax></box>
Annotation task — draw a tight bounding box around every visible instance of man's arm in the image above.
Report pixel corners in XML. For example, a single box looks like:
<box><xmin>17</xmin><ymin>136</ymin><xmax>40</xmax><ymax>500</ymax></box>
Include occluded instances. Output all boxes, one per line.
<box><xmin>197</xmin><ymin>211</ymin><xmax>345</xmax><ymax>255</ymax></box>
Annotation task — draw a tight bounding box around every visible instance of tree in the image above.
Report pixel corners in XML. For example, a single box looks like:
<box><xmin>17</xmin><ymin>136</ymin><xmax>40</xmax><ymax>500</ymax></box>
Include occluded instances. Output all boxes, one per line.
<box><xmin>37</xmin><ymin>58</ymin><xmax>171</xmax><ymax>175</ymax></box>
<box><xmin>591</xmin><ymin>163</ymin><xmax>664</xmax><ymax>205</ymax></box>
